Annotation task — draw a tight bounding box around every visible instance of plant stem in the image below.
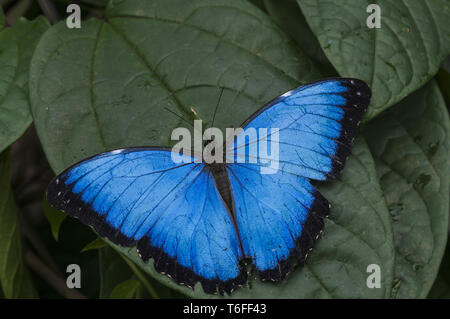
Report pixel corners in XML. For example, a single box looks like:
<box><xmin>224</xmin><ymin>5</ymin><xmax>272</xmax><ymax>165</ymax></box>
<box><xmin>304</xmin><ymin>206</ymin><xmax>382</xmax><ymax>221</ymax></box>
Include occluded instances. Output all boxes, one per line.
<box><xmin>121</xmin><ymin>255</ymin><xmax>159</xmax><ymax>299</ymax></box>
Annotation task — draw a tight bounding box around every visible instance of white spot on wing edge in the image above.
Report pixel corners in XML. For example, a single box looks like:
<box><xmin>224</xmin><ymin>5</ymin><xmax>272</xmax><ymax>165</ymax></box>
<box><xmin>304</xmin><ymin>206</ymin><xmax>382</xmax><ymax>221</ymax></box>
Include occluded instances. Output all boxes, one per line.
<box><xmin>280</xmin><ymin>90</ymin><xmax>294</xmax><ymax>98</ymax></box>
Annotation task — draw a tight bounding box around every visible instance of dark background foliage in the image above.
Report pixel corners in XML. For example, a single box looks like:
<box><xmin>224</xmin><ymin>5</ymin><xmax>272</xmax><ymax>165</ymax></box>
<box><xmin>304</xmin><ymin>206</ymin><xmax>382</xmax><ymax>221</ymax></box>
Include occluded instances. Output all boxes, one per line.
<box><xmin>0</xmin><ymin>0</ymin><xmax>449</xmax><ymax>298</ymax></box>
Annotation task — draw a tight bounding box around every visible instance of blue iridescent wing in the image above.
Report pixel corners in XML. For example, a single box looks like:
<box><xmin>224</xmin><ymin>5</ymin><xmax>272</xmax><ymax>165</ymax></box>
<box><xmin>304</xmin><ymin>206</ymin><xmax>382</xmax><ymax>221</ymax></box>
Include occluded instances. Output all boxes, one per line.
<box><xmin>226</xmin><ymin>78</ymin><xmax>370</xmax><ymax>280</ymax></box>
<box><xmin>227</xmin><ymin>163</ymin><xmax>328</xmax><ymax>280</ymax></box>
<box><xmin>227</xmin><ymin>78</ymin><xmax>370</xmax><ymax>180</ymax></box>
<box><xmin>46</xmin><ymin>148</ymin><xmax>246</xmax><ymax>294</ymax></box>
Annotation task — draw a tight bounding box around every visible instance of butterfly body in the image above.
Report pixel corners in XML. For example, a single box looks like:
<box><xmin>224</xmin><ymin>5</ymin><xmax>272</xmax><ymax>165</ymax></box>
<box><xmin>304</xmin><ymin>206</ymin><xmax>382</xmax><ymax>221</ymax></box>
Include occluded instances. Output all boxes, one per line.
<box><xmin>208</xmin><ymin>162</ymin><xmax>234</xmax><ymax>211</ymax></box>
<box><xmin>47</xmin><ymin>78</ymin><xmax>371</xmax><ymax>294</ymax></box>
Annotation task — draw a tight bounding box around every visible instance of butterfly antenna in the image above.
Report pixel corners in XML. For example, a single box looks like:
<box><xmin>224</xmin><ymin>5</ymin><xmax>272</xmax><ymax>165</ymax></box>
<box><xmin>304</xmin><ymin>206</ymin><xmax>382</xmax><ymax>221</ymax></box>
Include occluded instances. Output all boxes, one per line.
<box><xmin>163</xmin><ymin>107</ymin><xmax>194</xmax><ymax>127</ymax></box>
<box><xmin>209</xmin><ymin>87</ymin><xmax>225</xmax><ymax>129</ymax></box>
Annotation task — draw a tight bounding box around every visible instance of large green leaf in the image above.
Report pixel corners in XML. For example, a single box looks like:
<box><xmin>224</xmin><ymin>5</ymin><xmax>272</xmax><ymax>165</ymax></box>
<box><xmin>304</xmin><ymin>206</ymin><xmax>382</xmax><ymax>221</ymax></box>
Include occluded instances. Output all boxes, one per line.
<box><xmin>30</xmin><ymin>0</ymin><xmax>395</xmax><ymax>298</ymax></box>
<box><xmin>364</xmin><ymin>80</ymin><xmax>450</xmax><ymax>298</ymax></box>
<box><xmin>263</xmin><ymin>0</ymin><xmax>330</xmax><ymax>68</ymax></box>
<box><xmin>0</xmin><ymin>151</ymin><xmax>37</xmax><ymax>298</ymax></box>
<box><xmin>298</xmin><ymin>0</ymin><xmax>450</xmax><ymax>119</ymax></box>
<box><xmin>30</xmin><ymin>0</ymin><xmax>320</xmax><ymax>173</ymax></box>
<box><xmin>0</xmin><ymin>17</ymin><xmax>49</xmax><ymax>153</ymax></box>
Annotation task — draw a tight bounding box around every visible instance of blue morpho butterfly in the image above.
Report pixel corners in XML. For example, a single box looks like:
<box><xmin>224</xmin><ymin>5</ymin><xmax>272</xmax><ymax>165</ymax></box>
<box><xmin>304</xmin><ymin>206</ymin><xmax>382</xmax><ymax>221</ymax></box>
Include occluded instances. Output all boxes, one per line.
<box><xmin>47</xmin><ymin>78</ymin><xmax>370</xmax><ymax>295</ymax></box>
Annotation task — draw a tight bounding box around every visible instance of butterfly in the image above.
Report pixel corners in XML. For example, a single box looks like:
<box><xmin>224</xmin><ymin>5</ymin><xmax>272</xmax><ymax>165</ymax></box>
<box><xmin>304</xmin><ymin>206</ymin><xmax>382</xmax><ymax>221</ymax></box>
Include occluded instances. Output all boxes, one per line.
<box><xmin>47</xmin><ymin>78</ymin><xmax>371</xmax><ymax>295</ymax></box>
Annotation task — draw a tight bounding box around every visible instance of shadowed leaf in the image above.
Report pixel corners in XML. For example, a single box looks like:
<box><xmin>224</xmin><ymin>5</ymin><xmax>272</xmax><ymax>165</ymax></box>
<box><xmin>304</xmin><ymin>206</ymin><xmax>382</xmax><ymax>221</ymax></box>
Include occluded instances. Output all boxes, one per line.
<box><xmin>43</xmin><ymin>199</ymin><xmax>67</xmax><ymax>241</ymax></box>
<box><xmin>82</xmin><ymin>237</ymin><xmax>107</xmax><ymax>252</ymax></box>
<box><xmin>98</xmin><ymin>246</ymin><xmax>133</xmax><ymax>299</ymax></box>
<box><xmin>0</xmin><ymin>16</ymin><xmax>49</xmax><ymax>153</ymax></box>
<box><xmin>109</xmin><ymin>279</ymin><xmax>140</xmax><ymax>299</ymax></box>
<box><xmin>31</xmin><ymin>0</ymin><xmax>397</xmax><ymax>298</ymax></box>
<box><xmin>0</xmin><ymin>151</ymin><xmax>37</xmax><ymax>298</ymax></box>
<box><xmin>364</xmin><ymin>80</ymin><xmax>450</xmax><ymax>298</ymax></box>
<box><xmin>298</xmin><ymin>0</ymin><xmax>450</xmax><ymax>119</ymax></box>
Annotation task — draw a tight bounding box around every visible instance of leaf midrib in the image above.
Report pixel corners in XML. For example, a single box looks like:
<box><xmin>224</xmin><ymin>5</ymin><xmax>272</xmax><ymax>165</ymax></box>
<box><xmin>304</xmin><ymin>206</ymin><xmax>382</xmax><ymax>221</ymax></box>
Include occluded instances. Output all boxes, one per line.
<box><xmin>108</xmin><ymin>14</ymin><xmax>301</xmax><ymax>84</ymax></box>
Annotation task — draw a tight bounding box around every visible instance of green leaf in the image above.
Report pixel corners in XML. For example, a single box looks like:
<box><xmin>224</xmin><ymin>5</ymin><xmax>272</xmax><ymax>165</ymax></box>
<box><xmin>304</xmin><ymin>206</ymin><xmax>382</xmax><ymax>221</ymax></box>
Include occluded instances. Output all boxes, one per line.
<box><xmin>120</xmin><ymin>255</ymin><xmax>160</xmax><ymax>299</ymax></box>
<box><xmin>81</xmin><ymin>237</ymin><xmax>107</xmax><ymax>252</ymax></box>
<box><xmin>0</xmin><ymin>16</ymin><xmax>49</xmax><ymax>153</ymax></box>
<box><xmin>437</xmin><ymin>67</ymin><xmax>450</xmax><ymax>109</ymax></box>
<box><xmin>82</xmin><ymin>0</ymin><xmax>111</xmax><ymax>6</ymax></box>
<box><xmin>428</xmin><ymin>236</ymin><xmax>450</xmax><ymax>299</ymax></box>
<box><xmin>0</xmin><ymin>151</ymin><xmax>37</xmax><ymax>298</ymax></box>
<box><xmin>441</xmin><ymin>56</ymin><xmax>450</xmax><ymax>74</ymax></box>
<box><xmin>110</xmin><ymin>138</ymin><xmax>395</xmax><ymax>298</ymax></box>
<box><xmin>248</xmin><ymin>0</ymin><xmax>266</xmax><ymax>12</ymax></box>
<box><xmin>30</xmin><ymin>0</ymin><xmax>397</xmax><ymax>298</ymax></box>
<box><xmin>0</xmin><ymin>6</ymin><xmax>5</xmax><ymax>30</ymax></box>
<box><xmin>43</xmin><ymin>199</ymin><xmax>67</xmax><ymax>241</ymax></box>
<box><xmin>109</xmin><ymin>279</ymin><xmax>140</xmax><ymax>299</ymax></box>
<box><xmin>298</xmin><ymin>0</ymin><xmax>450</xmax><ymax>119</ymax></box>
<box><xmin>263</xmin><ymin>0</ymin><xmax>330</xmax><ymax>68</ymax></box>
<box><xmin>98</xmin><ymin>246</ymin><xmax>134</xmax><ymax>299</ymax></box>
<box><xmin>30</xmin><ymin>0</ymin><xmax>320</xmax><ymax>174</ymax></box>
<box><xmin>364</xmin><ymin>80</ymin><xmax>450</xmax><ymax>298</ymax></box>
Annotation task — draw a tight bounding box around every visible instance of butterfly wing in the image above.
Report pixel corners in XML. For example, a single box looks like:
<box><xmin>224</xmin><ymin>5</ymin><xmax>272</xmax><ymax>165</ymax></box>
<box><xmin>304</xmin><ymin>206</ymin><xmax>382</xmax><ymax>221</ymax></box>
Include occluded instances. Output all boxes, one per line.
<box><xmin>227</xmin><ymin>78</ymin><xmax>370</xmax><ymax>180</ymax></box>
<box><xmin>227</xmin><ymin>163</ymin><xmax>329</xmax><ymax>280</ymax></box>
<box><xmin>47</xmin><ymin>148</ymin><xmax>246</xmax><ymax>294</ymax></box>
<box><xmin>226</xmin><ymin>78</ymin><xmax>370</xmax><ymax>279</ymax></box>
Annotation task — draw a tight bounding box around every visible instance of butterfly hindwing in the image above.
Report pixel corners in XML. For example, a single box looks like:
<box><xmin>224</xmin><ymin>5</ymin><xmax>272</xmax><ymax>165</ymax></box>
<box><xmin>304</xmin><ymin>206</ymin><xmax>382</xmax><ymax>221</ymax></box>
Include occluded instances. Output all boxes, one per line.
<box><xmin>227</xmin><ymin>163</ymin><xmax>329</xmax><ymax>280</ymax></box>
<box><xmin>46</xmin><ymin>148</ymin><xmax>246</xmax><ymax>294</ymax></box>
